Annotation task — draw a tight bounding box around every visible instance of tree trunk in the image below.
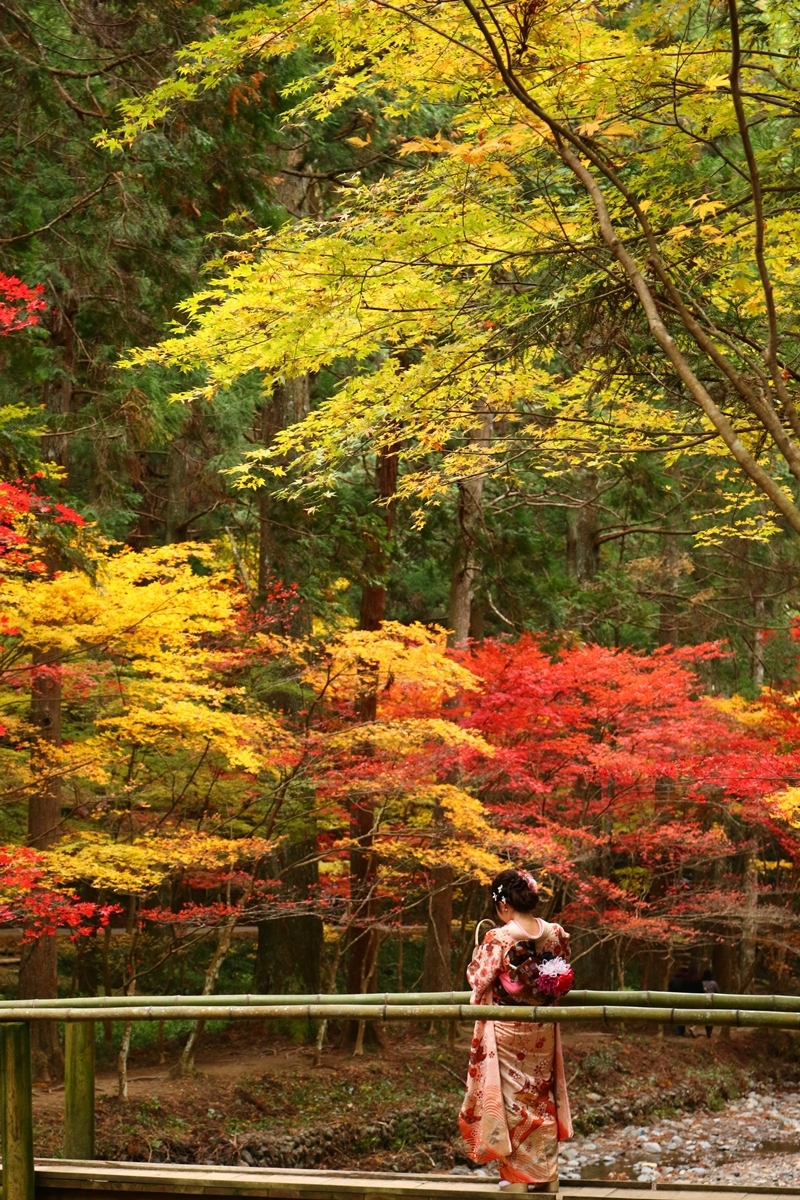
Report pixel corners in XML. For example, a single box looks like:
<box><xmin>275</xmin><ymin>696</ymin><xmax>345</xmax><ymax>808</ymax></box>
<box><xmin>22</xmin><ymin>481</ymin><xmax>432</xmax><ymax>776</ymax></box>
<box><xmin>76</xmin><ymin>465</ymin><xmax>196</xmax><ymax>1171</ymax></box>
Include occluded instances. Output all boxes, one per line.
<box><xmin>352</xmin><ymin>927</ymin><xmax>384</xmax><ymax>1056</ymax></box>
<box><xmin>421</xmin><ymin>865</ymin><xmax>453</xmax><ymax>993</ymax></box>
<box><xmin>117</xmin><ymin>900</ymin><xmax>139</xmax><ymax>1097</ymax></box>
<box><xmin>314</xmin><ymin>932</ymin><xmax>344</xmax><ymax>1064</ymax></box>
<box><xmin>658</xmin><ymin>462</ymin><xmax>683</xmax><ymax>647</ymax></box>
<box><xmin>338</xmin><ymin>445</ymin><xmax>400</xmax><ymax>1045</ymax></box>
<box><xmin>422</xmin><ymin>794</ymin><xmax>454</xmax><ymax>997</ymax></box>
<box><xmin>18</xmin><ymin>648</ymin><xmax>64</xmax><ymax>1083</ymax></box>
<box><xmin>255</xmin><ymin>916</ymin><xmax>322</xmax><ymax>993</ymax></box>
<box><xmin>565</xmin><ymin>470</ymin><xmax>600</xmax><ymax>584</ymax></box>
<box><xmin>173</xmin><ymin>914</ymin><xmax>237</xmax><ymax>1077</ymax></box>
<box><xmin>448</xmin><ymin>407</ymin><xmax>492</xmax><ymax>646</ymax></box>
<box><xmin>359</xmin><ymin>445</ymin><xmax>399</xmax><ymax>631</ymax></box>
<box><xmin>43</xmin><ymin>295</ymin><xmax>77</xmax><ymax>476</ymax></box>
<box><xmin>346</xmin><ymin>795</ymin><xmax>378</xmax><ymax>998</ymax></box>
<box><xmin>117</xmin><ymin>979</ymin><xmax>136</xmax><ymax>1101</ymax></box>
<box><xmin>739</xmin><ymin>852</ymin><xmax>758</xmax><ymax>993</ymax></box>
<box><xmin>257</xmin><ymin>377</ymin><xmax>311</xmax><ymax>601</ymax></box>
<box><xmin>753</xmin><ymin>594</ymin><xmax>766</xmax><ymax>689</ymax></box>
<box><xmin>28</xmin><ymin>648</ymin><xmax>62</xmax><ymax>844</ymax></box>
<box><xmin>713</xmin><ymin>938</ymin><xmax>735</xmax><ymax>1041</ymax></box>
<box><xmin>102</xmin><ymin>923</ymin><xmax>113</xmax><ymax>1046</ymax></box>
<box><xmin>343</xmin><ymin>663</ymin><xmax>381</xmax><ymax>1042</ymax></box>
<box><xmin>254</xmin><ymin>835</ymin><xmax>323</xmax><ymax>995</ymax></box>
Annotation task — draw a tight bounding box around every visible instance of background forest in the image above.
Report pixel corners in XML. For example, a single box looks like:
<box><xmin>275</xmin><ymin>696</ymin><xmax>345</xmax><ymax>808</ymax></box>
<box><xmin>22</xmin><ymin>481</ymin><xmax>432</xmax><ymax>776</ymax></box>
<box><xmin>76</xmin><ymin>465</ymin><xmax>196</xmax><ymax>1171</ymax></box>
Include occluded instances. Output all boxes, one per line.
<box><xmin>4</xmin><ymin>0</ymin><xmax>800</xmax><ymax>1087</ymax></box>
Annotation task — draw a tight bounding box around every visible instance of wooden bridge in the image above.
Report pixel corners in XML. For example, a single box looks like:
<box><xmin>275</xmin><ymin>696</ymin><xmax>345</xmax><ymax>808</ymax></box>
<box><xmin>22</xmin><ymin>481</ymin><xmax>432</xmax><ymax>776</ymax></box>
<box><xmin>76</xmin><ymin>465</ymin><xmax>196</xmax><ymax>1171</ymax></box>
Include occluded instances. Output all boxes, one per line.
<box><xmin>13</xmin><ymin>1161</ymin><xmax>800</xmax><ymax>1200</ymax></box>
<box><xmin>1</xmin><ymin>990</ymin><xmax>799</xmax><ymax>1200</ymax></box>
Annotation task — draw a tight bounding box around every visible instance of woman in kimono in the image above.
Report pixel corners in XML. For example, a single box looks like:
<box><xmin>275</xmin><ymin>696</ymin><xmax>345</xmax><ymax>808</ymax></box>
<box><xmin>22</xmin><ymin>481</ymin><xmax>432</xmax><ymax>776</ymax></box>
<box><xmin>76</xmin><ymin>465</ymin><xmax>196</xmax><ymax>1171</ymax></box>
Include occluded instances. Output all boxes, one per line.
<box><xmin>459</xmin><ymin>869</ymin><xmax>573</xmax><ymax>1193</ymax></box>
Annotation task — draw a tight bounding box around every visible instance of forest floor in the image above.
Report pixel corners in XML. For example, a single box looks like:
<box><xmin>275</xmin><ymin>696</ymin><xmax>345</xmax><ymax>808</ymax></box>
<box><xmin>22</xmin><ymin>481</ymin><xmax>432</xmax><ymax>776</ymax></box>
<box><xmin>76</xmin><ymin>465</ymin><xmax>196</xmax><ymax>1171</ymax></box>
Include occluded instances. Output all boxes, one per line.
<box><xmin>31</xmin><ymin>1020</ymin><xmax>800</xmax><ymax>1179</ymax></box>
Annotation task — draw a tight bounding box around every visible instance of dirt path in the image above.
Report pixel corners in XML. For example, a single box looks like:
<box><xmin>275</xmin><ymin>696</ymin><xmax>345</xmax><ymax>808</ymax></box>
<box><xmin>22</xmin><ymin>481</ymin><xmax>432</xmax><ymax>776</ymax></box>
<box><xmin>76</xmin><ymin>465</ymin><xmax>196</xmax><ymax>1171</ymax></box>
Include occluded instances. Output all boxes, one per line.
<box><xmin>34</xmin><ymin>1043</ymin><xmax>317</xmax><ymax>1114</ymax></box>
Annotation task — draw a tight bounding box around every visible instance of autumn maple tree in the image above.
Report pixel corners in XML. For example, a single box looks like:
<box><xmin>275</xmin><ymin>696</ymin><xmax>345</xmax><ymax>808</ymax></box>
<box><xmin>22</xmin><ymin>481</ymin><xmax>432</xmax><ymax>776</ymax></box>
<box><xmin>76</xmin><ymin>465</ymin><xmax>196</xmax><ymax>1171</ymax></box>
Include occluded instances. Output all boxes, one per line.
<box><xmin>99</xmin><ymin>0</ymin><xmax>800</xmax><ymax>545</ymax></box>
<box><xmin>0</xmin><ymin>845</ymin><xmax>115</xmax><ymax>938</ymax></box>
<box><xmin>6</xmin><ymin>530</ymin><xmax>800</xmax><ymax>1052</ymax></box>
<box><xmin>0</xmin><ymin>529</ymin><xmax>285</xmax><ymax>1077</ymax></box>
<box><xmin>456</xmin><ymin>636</ymin><xmax>800</xmax><ymax>988</ymax></box>
<box><xmin>0</xmin><ymin>543</ymin><xmax>506</xmax><ymax>1066</ymax></box>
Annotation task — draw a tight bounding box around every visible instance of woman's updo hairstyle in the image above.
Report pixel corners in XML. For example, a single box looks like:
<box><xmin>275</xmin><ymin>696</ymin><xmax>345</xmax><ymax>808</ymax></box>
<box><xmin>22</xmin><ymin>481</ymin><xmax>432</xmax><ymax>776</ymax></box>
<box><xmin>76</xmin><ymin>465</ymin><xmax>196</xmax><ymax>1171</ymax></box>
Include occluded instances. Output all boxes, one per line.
<box><xmin>491</xmin><ymin>868</ymin><xmax>539</xmax><ymax>913</ymax></box>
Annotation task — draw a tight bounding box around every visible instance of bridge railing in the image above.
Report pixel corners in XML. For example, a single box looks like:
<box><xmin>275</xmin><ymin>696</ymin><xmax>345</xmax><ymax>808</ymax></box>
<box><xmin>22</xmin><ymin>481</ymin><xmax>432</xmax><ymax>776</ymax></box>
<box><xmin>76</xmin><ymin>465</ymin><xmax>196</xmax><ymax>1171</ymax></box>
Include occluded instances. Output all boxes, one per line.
<box><xmin>1</xmin><ymin>990</ymin><xmax>799</xmax><ymax>1200</ymax></box>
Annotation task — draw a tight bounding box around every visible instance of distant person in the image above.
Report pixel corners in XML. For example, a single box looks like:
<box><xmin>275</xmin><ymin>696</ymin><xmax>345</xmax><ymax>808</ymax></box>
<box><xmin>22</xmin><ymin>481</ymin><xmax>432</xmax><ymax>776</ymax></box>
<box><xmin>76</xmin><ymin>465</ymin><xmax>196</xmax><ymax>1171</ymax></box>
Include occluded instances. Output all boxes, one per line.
<box><xmin>669</xmin><ymin>966</ymin><xmax>691</xmax><ymax>1036</ymax></box>
<box><xmin>668</xmin><ymin>966</ymin><xmax>703</xmax><ymax>1035</ymax></box>
<box><xmin>459</xmin><ymin>868</ymin><xmax>574</xmax><ymax>1193</ymax></box>
<box><xmin>702</xmin><ymin>969</ymin><xmax>719</xmax><ymax>1039</ymax></box>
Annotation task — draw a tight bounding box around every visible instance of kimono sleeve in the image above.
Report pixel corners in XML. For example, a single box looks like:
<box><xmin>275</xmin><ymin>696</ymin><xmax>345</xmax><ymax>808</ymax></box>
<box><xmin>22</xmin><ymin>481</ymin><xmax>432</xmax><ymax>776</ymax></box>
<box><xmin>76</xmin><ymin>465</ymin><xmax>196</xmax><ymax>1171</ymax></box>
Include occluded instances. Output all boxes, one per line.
<box><xmin>466</xmin><ymin>931</ymin><xmax>505</xmax><ymax>1004</ymax></box>
<box><xmin>548</xmin><ymin>921</ymin><xmax>571</xmax><ymax>961</ymax></box>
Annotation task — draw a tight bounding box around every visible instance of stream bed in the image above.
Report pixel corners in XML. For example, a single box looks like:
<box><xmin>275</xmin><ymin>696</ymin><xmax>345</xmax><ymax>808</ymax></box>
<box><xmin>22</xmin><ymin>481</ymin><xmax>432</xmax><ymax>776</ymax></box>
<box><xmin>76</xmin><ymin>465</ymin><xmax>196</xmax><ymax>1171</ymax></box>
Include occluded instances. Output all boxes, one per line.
<box><xmin>453</xmin><ymin>1091</ymin><xmax>800</xmax><ymax>1187</ymax></box>
<box><xmin>562</xmin><ymin>1090</ymin><xmax>800</xmax><ymax>1187</ymax></box>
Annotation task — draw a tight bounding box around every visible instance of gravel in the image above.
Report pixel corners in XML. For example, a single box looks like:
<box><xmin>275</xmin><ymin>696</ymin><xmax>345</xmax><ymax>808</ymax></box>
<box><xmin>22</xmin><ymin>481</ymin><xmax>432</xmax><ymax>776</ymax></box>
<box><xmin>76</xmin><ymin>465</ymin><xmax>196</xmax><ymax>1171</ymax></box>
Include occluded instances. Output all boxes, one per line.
<box><xmin>556</xmin><ymin>1088</ymin><xmax>800</xmax><ymax>1187</ymax></box>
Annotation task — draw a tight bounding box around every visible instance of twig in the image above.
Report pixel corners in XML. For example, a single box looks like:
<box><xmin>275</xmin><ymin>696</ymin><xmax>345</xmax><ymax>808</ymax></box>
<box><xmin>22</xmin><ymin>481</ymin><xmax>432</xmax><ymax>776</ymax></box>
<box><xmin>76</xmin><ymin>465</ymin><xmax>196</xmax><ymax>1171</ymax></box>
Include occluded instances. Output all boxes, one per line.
<box><xmin>486</xmin><ymin>591</ymin><xmax>515</xmax><ymax>628</ymax></box>
<box><xmin>225</xmin><ymin>526</ymin><xmax>253</xmax><ymax>598</ymax></box>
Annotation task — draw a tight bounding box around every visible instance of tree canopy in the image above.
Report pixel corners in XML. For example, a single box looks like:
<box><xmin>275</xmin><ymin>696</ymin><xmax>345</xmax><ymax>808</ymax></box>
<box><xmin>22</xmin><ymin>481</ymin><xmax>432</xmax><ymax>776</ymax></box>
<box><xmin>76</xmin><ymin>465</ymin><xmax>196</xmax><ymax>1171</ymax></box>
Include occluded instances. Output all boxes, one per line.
<box><xmin>4</xmin><ymin>0</ymin><xmax>800</xmax><ymax>1088</ymax></box>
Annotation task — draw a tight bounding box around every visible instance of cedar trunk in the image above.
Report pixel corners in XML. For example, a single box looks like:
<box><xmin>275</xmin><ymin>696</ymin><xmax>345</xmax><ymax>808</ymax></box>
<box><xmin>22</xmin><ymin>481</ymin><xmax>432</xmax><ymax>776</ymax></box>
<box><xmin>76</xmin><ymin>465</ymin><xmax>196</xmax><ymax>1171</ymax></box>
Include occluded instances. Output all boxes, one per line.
<box><xmin>341</xmin><ymin>446</ymin><xmax>399</xmax><ymax>1044</ymax></box>
<box><xmin>19</xmin><ymin>648</ymin><xmax>64</xmax><ymax>1083</ymax></box>
<box><xmin>421</xmin><ymin>865</ymin><xmax>453</xmax><ymax>992</ymax></box>
<box><xmin>254</xmin><ymin>835</ymin><xmax>323</xmax><ymax>995</ymax></box>
<box><xmin>257</xmin><ymin>378</ymin><xmax>310</xmax><ymax>600</ymax></box>
<box><xmin>448</xmin><ymin>407</ymin><xmax>492</xmax><ymax>646</ymax></box>
<box><xmin>565</xmin><ymin>470</ymin><xmax>600</xmax><ymax>585</ymax></box>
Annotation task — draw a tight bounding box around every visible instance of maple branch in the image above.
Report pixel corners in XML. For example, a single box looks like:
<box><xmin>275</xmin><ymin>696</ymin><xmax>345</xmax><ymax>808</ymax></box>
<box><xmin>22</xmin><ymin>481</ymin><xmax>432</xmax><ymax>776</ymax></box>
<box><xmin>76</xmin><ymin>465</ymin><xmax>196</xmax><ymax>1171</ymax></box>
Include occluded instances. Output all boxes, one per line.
<box><xmin>51</xmin><ymin>74</ymin><xmax>106</xmax><ymax>119</ymax></box>
<box><xmin>454</xmin><ymin>0</ymin><xmax>800</xmax><ymax>534</ymax></box>
<box><xmin>727</xmin><ymin>0</ymin><xmax>777</xmax><ymax>368</ymax></box>
<box><xmin>649</xmin><ymin>266</ymin><xmax>800</xmax><ymax>485</ymax></box>
<box><xmin>556</xmin><ymin>141</ymin><xmax>800</xmax><ymax>534</ymax></box>
<box><xmin>727</xmin><ymin>5</ymin><xmax>800</xmax><ymax>443</ymax></box>
<box><xmin>0</xmin><ymin>6</ymin><xmax>134</xmax><ymax>77</ymax></box>
<box><xmin>486</xmin><ymin>590</ymin><xmax>515</xmax><ymax>628</ymax></box>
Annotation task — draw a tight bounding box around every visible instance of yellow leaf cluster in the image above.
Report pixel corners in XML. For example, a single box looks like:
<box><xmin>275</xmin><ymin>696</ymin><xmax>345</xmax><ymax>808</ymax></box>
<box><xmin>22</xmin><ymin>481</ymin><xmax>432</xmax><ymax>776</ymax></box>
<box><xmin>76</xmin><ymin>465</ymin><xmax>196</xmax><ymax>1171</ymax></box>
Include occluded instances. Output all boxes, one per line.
<box><xmin>312</xmin><ymin>621</ymin><xmax>480</xmax><ymax>706</ymax></box>
<box><xmin>0</xmin><ymin>542</ymin><xmax>288</xmax><ymax>817</ymax></box>
<box><xmin>47</xmin><ymin>832</ymin><xmax>277</xmax><ymax>894</ymax></box>
<box><xmin>768</xmin><ymin>787</ymin><xmax>800</xmax><ymax>829</ymax></box>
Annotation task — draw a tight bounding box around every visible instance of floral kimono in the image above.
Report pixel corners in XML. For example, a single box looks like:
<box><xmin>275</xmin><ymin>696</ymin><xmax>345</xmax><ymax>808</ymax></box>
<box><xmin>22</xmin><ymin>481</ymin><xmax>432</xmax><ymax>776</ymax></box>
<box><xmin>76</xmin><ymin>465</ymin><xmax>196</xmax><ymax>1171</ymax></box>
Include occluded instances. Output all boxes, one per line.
<box><xmin>458</xmin><ymin>919</ymin><xmax>573</xmax><ymax>1184</ymax></box>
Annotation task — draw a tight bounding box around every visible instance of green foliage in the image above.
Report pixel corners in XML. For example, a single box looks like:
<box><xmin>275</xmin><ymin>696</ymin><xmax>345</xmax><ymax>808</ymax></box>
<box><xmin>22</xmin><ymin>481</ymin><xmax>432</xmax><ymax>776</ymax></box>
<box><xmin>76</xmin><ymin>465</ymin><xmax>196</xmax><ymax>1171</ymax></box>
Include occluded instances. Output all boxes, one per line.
<box><xmin>7</xmin><ymin>0</ymin><xmax>800</xmax><ymax>1038</ymax></box>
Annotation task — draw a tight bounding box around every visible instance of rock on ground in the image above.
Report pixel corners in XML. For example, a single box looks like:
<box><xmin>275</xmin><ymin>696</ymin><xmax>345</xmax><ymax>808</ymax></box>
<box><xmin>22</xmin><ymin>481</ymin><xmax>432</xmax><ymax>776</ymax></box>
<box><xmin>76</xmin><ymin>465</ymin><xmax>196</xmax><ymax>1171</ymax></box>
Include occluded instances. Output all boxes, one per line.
<box><xmin>556</xmin><ymin>1089</ymin><xmax>800</xmax><ymax>1187</ymax></box>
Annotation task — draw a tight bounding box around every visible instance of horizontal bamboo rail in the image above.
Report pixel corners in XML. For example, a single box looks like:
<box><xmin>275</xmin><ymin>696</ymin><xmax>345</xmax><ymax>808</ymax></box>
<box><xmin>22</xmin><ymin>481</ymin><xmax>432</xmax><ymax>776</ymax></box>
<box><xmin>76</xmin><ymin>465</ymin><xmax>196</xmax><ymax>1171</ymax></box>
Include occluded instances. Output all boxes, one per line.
<box><xmin>569</xmin><ymin>989</ymin><xmax>800</xmax><ymax>1011</ymax></box>
<box><xmin>0</xmin><ymin>991</ymin><xmax>471</xmax><ymax>1010</ymax></box>
<box><xmin>5</xmin><ymin>987</ymin><xmax>799</xmax><ymax>1011</ymax></box>
<box><xmin>0</xmin><ymin>1001</ymin><xmax>799</xmax><ymax>1027</ymax></box>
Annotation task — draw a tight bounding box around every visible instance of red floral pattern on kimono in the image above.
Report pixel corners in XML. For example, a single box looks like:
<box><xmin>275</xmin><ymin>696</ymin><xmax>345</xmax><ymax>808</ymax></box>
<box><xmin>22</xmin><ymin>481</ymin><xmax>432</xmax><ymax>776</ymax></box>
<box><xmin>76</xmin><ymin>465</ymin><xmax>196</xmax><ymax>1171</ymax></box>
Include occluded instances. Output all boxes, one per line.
<box><xmin>458</xmin><ymin>918</ymin><xmax>573</xmax><ymax>1183</ymax></box>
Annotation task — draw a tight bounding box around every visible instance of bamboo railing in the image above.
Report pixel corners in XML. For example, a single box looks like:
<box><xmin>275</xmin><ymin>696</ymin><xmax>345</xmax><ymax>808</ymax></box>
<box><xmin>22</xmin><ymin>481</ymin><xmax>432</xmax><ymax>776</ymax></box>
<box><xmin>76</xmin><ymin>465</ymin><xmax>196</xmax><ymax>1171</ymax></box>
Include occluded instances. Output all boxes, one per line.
<box><xmin>1</xmin><ymin>987</ymin><xmax>799</xmax><ymax>1012</ymax></box>
<box><xmin>0</xmin><ymin>1000</ymin><xmax>797</xmax><ymax>1026</ymax></box>
<box><xmin>2</xmin><ymin>990</ymin><xmax>800</xmax><ymax>1200</ymax></box>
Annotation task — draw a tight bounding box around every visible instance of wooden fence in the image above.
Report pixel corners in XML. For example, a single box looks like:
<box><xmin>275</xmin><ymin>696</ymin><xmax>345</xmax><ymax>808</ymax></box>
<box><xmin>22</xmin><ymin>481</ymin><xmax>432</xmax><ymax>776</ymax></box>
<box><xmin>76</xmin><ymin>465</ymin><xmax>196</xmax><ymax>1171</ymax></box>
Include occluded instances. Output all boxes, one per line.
<box><xmin>2</xmin><ymin>990</ymin><xmax>800</xmax><ymax>1200</ymax></box>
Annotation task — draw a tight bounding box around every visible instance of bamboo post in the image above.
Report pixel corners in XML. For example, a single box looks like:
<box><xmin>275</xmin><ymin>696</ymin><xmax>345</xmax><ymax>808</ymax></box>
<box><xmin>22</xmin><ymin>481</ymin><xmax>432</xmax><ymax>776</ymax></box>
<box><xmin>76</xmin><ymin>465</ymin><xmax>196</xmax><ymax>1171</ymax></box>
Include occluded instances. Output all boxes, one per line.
<box><xmin>0</xmin><ymin>1022</ymin><xmax>34</xmax><ymax>1200</ymax></box>
<box><xmin>0</xmin><ymin>1026</ymin><xmax>5</xmax><ymax>1196</ymax></box>
<box><xmin>64</xmin><ymin>1021</ymin><xmax>95</xmax><ymax>1159</ymax></box>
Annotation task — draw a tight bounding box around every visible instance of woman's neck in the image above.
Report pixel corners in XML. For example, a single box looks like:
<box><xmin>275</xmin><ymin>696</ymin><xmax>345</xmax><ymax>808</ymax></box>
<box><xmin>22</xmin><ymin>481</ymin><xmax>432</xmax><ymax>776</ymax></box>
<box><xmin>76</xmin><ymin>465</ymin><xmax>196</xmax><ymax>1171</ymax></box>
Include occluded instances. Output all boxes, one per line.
<box><xmin>508</xmin><ymin>912</ymin><xmax>542</xmax><ymax>936</ymax></box>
